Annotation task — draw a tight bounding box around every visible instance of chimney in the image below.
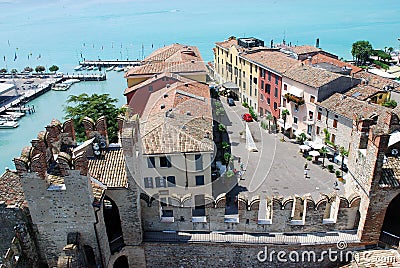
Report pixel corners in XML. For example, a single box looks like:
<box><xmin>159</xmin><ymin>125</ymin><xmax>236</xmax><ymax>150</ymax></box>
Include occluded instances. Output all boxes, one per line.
<box><xmin>307</xmin><ymin>56</ymin><xmax>312</xmax><ymax>66</ymax></box>
<box><xmin>316</xmin><ymin>38</ymin><xmax>320</xmax><ymax>48</ymax></box>
<box><xmin>270</xmin><ymin>39</ymin><xmax>274</xmax><ymax>48</ymax></box>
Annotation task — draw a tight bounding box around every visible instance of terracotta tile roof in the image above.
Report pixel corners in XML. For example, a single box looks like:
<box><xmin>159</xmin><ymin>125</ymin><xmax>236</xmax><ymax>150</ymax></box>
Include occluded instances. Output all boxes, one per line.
<box><xmin>88</xmin><ymin>148</ymin><xmax>127</xmax><ymax>188</ymax></box>
<box><xmin>318</xmin><ymin>93</ymin><xmax>391</xmax><ymax>121</ymax></box>
<box><xmin>144</xmin><ymin>44</ymin><xmax>202</xmax><ymax>63</ymax></box>
<box><xmin>241</xmin><ymin>51</ymin><xmax>301</xmax><ymax>74</ymax></box>
<box><xmin>0</xmin><ymin>170</ymin><xmax>26</xmax><ymax>207</ymax></box>
<box><xmin>345</xmin><ymin>85</ymin><xmax>384</xmax><ymax>100</ymax></box>
<box><xmin>381</xmin><ymin>156</ymin><xmax>400</xmax><ymax>187</ymax></box>
<box><xmin>215</xmin><ymin>39</ymin><xmax>239</xmax><ymax>51</ymax></box>
<box><xmin>289</xmin><ymin>45</ymin><xmax>321</xmax><ymax>55</ymax></box>
<box><xmin>354</xmin><ymin>71</ymin><xmax>400</xmax><ymax>90</ymax></box>
<box><xmin>283</xmin><ymin>64</ymin><xmax>342</xmax><ymax>88</ymax></box>
<box><xmin>140</xmin><ymin>81</ymin><xmax>213</xmax><ymax>154</ymax></box>
<box><xmin>307</xmin><ymin>53</ymin><xmax>362</xmax><ymax>75</ymax></box>
<box><xmin>125</xmin><ymin>61</ymin><xmax>207</xmax><ymax>77</ymax></box>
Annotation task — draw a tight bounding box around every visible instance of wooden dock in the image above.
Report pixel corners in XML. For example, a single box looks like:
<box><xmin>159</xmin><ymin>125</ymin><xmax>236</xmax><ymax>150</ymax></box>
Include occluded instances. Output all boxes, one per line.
<box><xmin>62</xmin><ymin>74</ymin><xmax>106</xmax><ymax>81</ymax></box>
<box><xmin>79</xmin><ymin>60</ymin><xmax>141</xmax><ymax>68</ymax></box>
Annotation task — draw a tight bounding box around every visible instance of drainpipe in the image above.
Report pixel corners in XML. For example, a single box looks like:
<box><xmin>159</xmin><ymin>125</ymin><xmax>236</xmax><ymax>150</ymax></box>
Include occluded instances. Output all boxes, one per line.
<box><xmin>94</xmin><ymin>204</ymin><xmax>105</xmax><ymax>268</ymax></box>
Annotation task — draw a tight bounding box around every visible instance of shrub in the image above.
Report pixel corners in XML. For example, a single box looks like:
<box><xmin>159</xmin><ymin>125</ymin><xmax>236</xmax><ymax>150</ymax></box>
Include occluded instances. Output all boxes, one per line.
<box><xmin>335</xmin><ymin>170</ymin><xmax>341</xmax><ymax>177</ymax></box>
<box><xmin>242</xmin><ymin>102</ymin><xmax>249</xmax><ymax>108</ymax></box>
<box><xmin>327</xmin><ymin>165</ymin><xmax>334</xmax><ymax>172</ymax></box>
<box><xmin>248</xmin><ymin>107</ymin><xmax>257</xmax><ymax>120</ymax></box>
<box><xmin>226</xmin><ymin>170</ymin><xmax>234</xmax><ymax>178</ymax></box>
<box><xmin>306</xmin><ymin>156</ymin><xmax>312</xmax><ymax>161</ymax></box>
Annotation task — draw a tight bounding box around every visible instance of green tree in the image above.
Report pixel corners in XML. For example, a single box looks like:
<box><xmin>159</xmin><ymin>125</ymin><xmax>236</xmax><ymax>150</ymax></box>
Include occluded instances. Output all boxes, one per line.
<box><xmin>221</xmin><ymin>141</ymin><xmax>230</xmax><ymax>155</ymax></box>
<box><xmin>49</xmin><ymin>65</ymin><xmax>59</xmax><ymax>73</ymax></box>
<box><xmin>339</xmin><ymin>146</ymin><xmax>349</xmax><ymax>177</ymax></box>
<box><xmin>351</xmin><ymin>40</ymin><xmax>373</xmax><ymax>66</ymax></box>
<box><xmin>218</xmin><ymin>123</ymin><xmax>226</xmax><ymax>132</ymax></box>
<box><xmin>11</xmin><ymin>68</ymin><xmax>18</xmax><ymax>74</ymax></box>
<box><xmin>383</xmin><ymin>99</ymin><xmax>397</xmax><ymax>108</ymax></box>
<box><xmin>319</xmin><ymin>147</ymin><xmax>329</xmax><ymax>168</ymax></box>
<box><xmin>372</xmin><ymin>50</ymin><xmax>391</xmax><ymax>62</ymax></box>
<box><xmin>297</xmin><ymin>133</ymin><xmax>307</xmax><ymax>144</ymax></box>
<box><xmin>0</xmin><ymin>68</ymin><xmax>6</xmax><ymax>73</ymax></box>
<box><xmin>64</xmin><ymin>93</ymin><xmax>126</xmax><ymax>142</ymax></box>
<box><xmin>23</xmin><ymin>66</ymin><xmax>33</xmax><ymax>72</ymax></box>
<box><xmin>224</xmin><ymin>152</ymin><xmax>233</xmax><ymax>169</ymax></box>
<box><xmin>388</xmin><ymin>47</ymin><xmax>394</xmax><ymax>54</ymax></box>
<box><xmin>281</xmin><ymin>109</ymin><xmax>290</xmax><ymax>133</ymax></box>
<box><xmin>35</xmin><ymin>65</ymin><xmax>46</xmax><ymax>73</ymax></box>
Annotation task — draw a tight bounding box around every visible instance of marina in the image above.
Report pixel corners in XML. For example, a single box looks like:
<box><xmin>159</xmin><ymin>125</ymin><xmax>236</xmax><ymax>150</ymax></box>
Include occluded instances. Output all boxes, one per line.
<box><xmin>79</xmin><ymin>60</ymin><xmax>141</xmax><ymax>68</ymax></box>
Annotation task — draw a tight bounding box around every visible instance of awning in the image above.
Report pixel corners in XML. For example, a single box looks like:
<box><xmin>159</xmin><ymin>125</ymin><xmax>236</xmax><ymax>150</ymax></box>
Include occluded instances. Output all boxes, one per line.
<box><xmin>388</xmin><ymin>130</ymin><xmax>400</xmax><ymax>147</ymax></box>
<box><xmin>288</xmin><ymin>87</ymin><xmax>304</xmax><ymax>98</ymax></box>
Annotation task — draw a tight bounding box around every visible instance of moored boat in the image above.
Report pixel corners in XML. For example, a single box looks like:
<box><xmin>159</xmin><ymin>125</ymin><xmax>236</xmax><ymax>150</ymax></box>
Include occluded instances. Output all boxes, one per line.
<box><xmin>93</xmin><ymin>66</ymin><xmax>99</xmax><ymax>71</ymax></box>
<box><xmin>52</xmin><ymin>83</ymin><xmax>71</xmax><ymax>91</ymax></box>
<box><xmin>114</xmin><ymin>66</ymin><xmax>124</xmax><ymax>72</ymax></box>
<box><xmin>86</xmin><ymin>66</ymin><xmax>94</xmax><ymax>71</ymax></box>
<box><xmin>0</xmin><ymin>118</ymin><xmax>19</xmax><ymax>128</ymax></box>
<box><xmin>6</xmin><ymin>111</ymin><xmax>25</xmax><ymax>118</ymax></box>
<box><xmin>106</xmin><ymin>66</ymin><xmax>115</xmax><ymax>72</ymax></box>
<box><xmin>74</xmin><ymin>65</ymin><xmax>83</xmax><ymax>71</ymax></box>
<box><xmin>63</xmin><ymin>79</ymin><xmax>80</xmax><ymax>85</ymax></box>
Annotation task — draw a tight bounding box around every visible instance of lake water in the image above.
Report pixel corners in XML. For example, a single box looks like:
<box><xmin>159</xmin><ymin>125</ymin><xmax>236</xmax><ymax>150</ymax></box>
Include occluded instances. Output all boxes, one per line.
<box><xmin>1</xmin><ymin>0</ymin><xmax>400</xmax><ymax>170</ymax></box>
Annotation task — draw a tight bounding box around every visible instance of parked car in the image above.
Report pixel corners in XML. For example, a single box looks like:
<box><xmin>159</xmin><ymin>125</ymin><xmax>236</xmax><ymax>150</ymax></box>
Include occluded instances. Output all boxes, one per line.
<box><xmin>227</xmin><ymin>98</ymin><xmax>235</xmax><ymax>106</ymax></box>
<box><xmin>242</xmin><ymin>113</ymin><xmax>253</xmax><ymax>122</ymax></box>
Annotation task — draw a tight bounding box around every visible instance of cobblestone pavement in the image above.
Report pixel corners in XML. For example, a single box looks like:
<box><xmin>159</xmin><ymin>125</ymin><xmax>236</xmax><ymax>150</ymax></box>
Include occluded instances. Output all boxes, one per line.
<box><xmin>218</xmin><ymin>97</ymin><xmax>344</xmax><ymax>201</ymax></box>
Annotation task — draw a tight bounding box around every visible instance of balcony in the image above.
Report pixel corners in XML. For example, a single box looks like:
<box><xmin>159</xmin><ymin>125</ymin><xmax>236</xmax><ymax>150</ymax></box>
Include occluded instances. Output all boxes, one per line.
<box><xmin>284</xmin><ymin>93</ymin><xmax>305</xmax><ymax>105</ymax></box>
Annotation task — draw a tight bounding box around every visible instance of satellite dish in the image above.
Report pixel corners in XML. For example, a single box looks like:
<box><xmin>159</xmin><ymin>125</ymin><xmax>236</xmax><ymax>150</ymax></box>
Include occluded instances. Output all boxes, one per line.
<box><xmin>392</xmin><ymin>149</ymin><xmax>399</xmax><ymax>156</ymax></box>
<box><xmin>92</xmin><ymin>143</ymin><xmax>100</xmax><ymax>150</ymax></box>
<box><xmin>94</xmin><ymin>150</ymin><xmax>101</xmax><ymax>156</ymax></box>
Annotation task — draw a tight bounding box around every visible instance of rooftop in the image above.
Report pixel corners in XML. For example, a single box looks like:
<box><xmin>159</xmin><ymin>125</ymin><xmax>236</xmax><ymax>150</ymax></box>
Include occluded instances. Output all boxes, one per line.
<box><xmin>241</xmin><ymin>51</ymin><xmax>300</xmax><ymax>74</ymax></box>
<box><xmin>88</xmin><ymin>148</ymin><xmax>127</xmax><ymax>188</ymax></box>
<box><xmin>381</xmin><ymin>156</ymin><xmax>400</xmax><ymax>188</ymax></box>
<box><xmin>287</xmin><ymin>45</ymin><xmax>321</xmax><ymax>55</ymax></box>
<box><xmin>354</xmin><ymin>70</ymin><xmax>400</xmax><ymax>90</ymax></box>
<box><xmin>0</xmin><ymin>170</ymin><xmax>25</xmax><ymax>207</ymax></box>
<box><xmin>215</xmin><ymin>39</ymin><xmax>240</xmax><ymax>51</ymax></box>
<box><xmin>345</xmin><ymin>84</ymin><xmax>385</xmax><ymax>100</ymax></box>
<box><xmin>125</xmin><ymin>61</ymin><xmax>207</xmax><ymax>77</ymax></box>
<box><xmin>140</xmin><ymin>81</ymin><xmax>213</xmax><ymax>155</ymax></box>
<box><xmin>283</xmin><ymin>64</ymin><xmax>343</xmax><ymax>88</ymax></box>
<box><xmin>306</xmin><ymin>53</ymin><xmax>362</xmax><ymax>75</ymax></box>
<box><xmin>143</xmin><ymin>43</ymin><xmax>201</xmax><ymax>63</ymax></box>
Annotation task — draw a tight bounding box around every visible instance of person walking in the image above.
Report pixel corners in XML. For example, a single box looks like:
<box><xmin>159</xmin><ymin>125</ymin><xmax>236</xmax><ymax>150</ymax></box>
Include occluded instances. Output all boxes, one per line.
<box><xmin>304</xmin><ymin>169</ymin><xmax>308</xmax><ymax>178</ymax></box>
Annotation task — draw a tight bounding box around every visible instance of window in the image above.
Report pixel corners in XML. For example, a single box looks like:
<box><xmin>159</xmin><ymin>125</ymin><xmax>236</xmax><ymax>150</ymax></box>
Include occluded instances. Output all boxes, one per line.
<box><xmin>308</xmin><ymin>111</ymin><xmax>314</xmax><ymax>120</ymax></box>
<box><xmin>243</xmin><ymin>81</ymin><xmax>246</xmax><ymax>89</ymax></box>
<box><xmin>160</xmin><ymin>156</ymin><xmax>171</xmax><ymax>168</ymax></box>
<box><xmin>268</xmin><ymin>72</ymin><xmax>271</xmax><ymax>81</ymax></box>
<box><xmin>331</xmin><ymin>134</ymin><xmax>336</xmax><ymax>144</ymax></box>
<box><xmin>294</xmin><ymin>104</ymin><xmax>299</xmax><ymax>112</ymax></box>
<box><xmin>307</xmin><ymin>125</ymin><xmax>313</xmax><ymax>135</ymax></box>
<box><xmin>273</xmin><ymin>102</ymin><xmax>277</xmax><ymax>110</ymax></box>
<box><xmin>243</xmin><ymin>71</ymin><xmax>245</xmax><ymax>78</ymax></box>
<box><xmin>317</xmin><ymin>112</ymin><xmax>322</xmax><ymax>120</ymax></box>
<box><xmin>293</xmin><ymin>117</ymin><xmax>298</xmax><ymax>124</ymax></box>
<box><xmin>195</xmin><ymin>154</ymin><xmax>203</xmax><ymax>170</ymax></box>
<box><xmin>155</xmin><ymin>177</ymin><xmax>167</xmax><ymax>188</ymax></box>
<box><xmin>275</xmin><ymin>74</ymin><xmax>279</xmax><ymax>85</ymax></box>
<box><xmin>147</xmin><ymin>157</ymin><xmax>155</xmax><ymax>168</ymax></box>
<box><xmin>284</xmin><ymin>84</ymin><xmax>287</xmax><ymax>91</ymax></box>
<box><xmin>316</xmin><ymin>126</ymin><xmax>320</xmax><ymax>135</ymax></box>
<box><xmin>167</xmin><ymin>176</ymin><xmax>176</xmax><ymax>187</ymax></box>
<box><xmin>253</xmin><ymin>77</ymin><xmax>257</xmax><ymax>84</ymax></box>
<box><xmin>162</xmin><ymin>209</ymin><xmax>173</xmax><ymax>217</ymax></box>
<box><xmin>148</xmin><ymin>85</ymin><xmax>153</xmax><ymax>92</ymax></box>
<box><xmin>260</xmin><ymin>107</ymin><xmax>264</xmax><ymax>116</ymax></box>
<box><xmin>310</xmin><ymin>95</ymin><xmax>316</xmax><ymax>103</ymax></box>
<box><xmin>261</xmin><ymin>80</ymin><xmax>264</xmax><ymax>90</ymax></box>
<box><xmin>144</xmin><ymin>177</ymin><xmax>153</xmax><ymax>188</ymax></box>
<box><xmin>250</xmin><ymin>63</ymin><xmax>252</xmax><ymax>73</ymax></box>
<box><xmin>333</xmin><ymin>119</ymin><xmax>338</xmax><ymax>128</ymax></box>
<box><xmin>267</xmin><ymin>98</ymin><xmax>270</xmax><ymax>105</ymax></box>
<box><xmin>195</xmin><ymin>175</ymin><xmax>205</xmax><ymax>186</ymax></box>
<box><xmin>266</xmin><ymin>84</ymin><xmax>271</xmax><ymax>94</ymax></box>
<box><xmin>261</xmin><ymin>69</ymin><xmax>265</xmax><ymax>78</ymax></box>
<box><xmin>260</xmin><ymin>94</ymin><xmax>264</xmax><ymax>100</ymax></box>
<box><xmin>274</xmin><ymin>88</ymin><xmax>278</xmax><ymax>98</ymax></box>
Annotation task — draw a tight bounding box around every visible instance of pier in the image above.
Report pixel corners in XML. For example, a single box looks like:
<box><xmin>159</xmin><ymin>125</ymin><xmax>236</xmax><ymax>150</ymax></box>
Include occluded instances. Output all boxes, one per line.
<box><xmin>79</xmin><ymin>60</ymin><xmax>141</xmax><ymax>68</ymax></box>
<box><xmin>62</xmin><ymin>73</ymin><xmax>106</xmax><ymax>81</ymax></box>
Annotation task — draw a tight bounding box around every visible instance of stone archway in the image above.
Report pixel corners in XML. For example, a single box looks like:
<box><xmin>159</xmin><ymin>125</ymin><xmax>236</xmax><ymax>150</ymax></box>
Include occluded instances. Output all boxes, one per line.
<box><xmin>103</xmin><ymin>196</ymin><xmax>125</xmax><ymax>253</ymax></box>
<box><xmin>113</xmin><ymin>255</ymin><xmax>129</xmax><ymax>268</ymax></box>
<box><xmin>380</xmin><ymin>193</ymin><xmax>400</xmax><ymax>247</ymax></box>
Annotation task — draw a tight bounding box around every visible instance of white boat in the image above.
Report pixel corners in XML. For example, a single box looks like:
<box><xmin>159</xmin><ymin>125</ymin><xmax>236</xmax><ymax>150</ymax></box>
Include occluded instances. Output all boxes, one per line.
<box><xmin>106</xmin><ymin>66</ymin><xmax>115</xmax><ymax>72</ymax></box>
<box><xmin>86</xmin><ymin>66</ymin><xmax>94</xmax><ymax>71</ymax></box>
<box><xmin>52</xmin><ymin>83</ymin><xmax>71</xmax><ymax>91</ymax></box>
<box><xmin>114</xmin><ymin>66</ymin><xmax>124</xmax><ymax>72</ymax></box>
<box><xmin>74</xmin><ymin>65</ymin><xmax>83</xmax><ymax>71</ymax></box>
<box><xmin>93</xmin><ymin>66</ymin><xmax>99</xmax><ymax>71</ymax></box>
<box><xmin>63</xmin><ymin>79</ymin><xmax>80</xmax><ymax>85</ymax></box>
<box><xmin>6</xmin><ymin>111</ymin><xmax>25</xmax><ymax>118</ymax></box>
<box><xmin>0</xmin><ymin>118</ymin><xmax>19</xmax><ymax>128</ymax></box>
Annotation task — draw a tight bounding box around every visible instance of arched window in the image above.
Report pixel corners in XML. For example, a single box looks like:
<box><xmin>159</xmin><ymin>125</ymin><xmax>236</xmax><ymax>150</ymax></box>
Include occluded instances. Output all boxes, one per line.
<box><xmin>103</xmin><ymin>196</ymin><xmax>125</xmax><ymax>253</ymax></box>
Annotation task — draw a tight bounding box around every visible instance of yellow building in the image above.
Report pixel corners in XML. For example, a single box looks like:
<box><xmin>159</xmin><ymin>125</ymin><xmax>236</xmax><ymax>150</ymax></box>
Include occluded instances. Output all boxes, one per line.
<box><xmin>125</xmin><ymin>44</ymin><xmax>207</xmax><ymax>88</ymax></box>
<box><xmin>214</xmin><ymin>37</ymin><xmax>264</xmax><ymax>111</ymax></box>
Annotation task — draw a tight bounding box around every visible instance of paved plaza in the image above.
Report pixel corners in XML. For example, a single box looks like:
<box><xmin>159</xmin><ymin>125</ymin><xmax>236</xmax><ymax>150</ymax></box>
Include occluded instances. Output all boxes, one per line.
<box><xmin>217</xmin><ymin>96</ymin><xmax>344</xmax><ymax>201</ymax></box>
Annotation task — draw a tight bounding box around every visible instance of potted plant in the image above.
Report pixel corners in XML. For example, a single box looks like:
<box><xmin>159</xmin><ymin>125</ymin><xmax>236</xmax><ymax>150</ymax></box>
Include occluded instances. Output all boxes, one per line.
<box><xmin>335</xmin><ymin>170</ymin><xmax>341</xmax><ymax>178</ymax></box>
<box><xmin>306</xmin><ymin>156</ymin><xmax>312</xmax><ymax>161</ymax></box>
<box><xmin>327</xmin><ymin>164</ymin><xmax>334</xmax><ymax>173</ymax></box>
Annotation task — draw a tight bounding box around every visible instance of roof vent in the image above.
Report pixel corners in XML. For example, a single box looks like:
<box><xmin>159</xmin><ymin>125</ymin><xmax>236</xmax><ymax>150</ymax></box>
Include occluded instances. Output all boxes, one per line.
<box><xmin>184</xmin><ymin>83</ymin><xmax>189</xmax><ymax>87</ymax></box>
<box><xmin>341</xmin><ymin>95</ymin><xmax>347</xmax><ymax>100</ymax></box>
<box><xmin>164</xmin><ymin>94</ymin><xmax>168</xmax><ymax>98</ymax></box>
<box><xmin>160</xmin><ymin>104</ymin><xmax>165</xmax><ymax>109</ymax></box>
<box><xmin>186</xmin><ymin>111</ymin><xmax>191</xmax><ymax>116</ymax></box>
<box><xmin>154</xmin><ymin>74</ymin><xmax>158</xmax><ymax>78</ymax></box>
<box><xmin>166</xmin><ymin>84</ymin><xmax>170</xmax><ymax>88</ymax></box>
<box><xmin>191</xmin><ymin>60</ymin><xmax>195</xmax><ymax>63</ymax></box>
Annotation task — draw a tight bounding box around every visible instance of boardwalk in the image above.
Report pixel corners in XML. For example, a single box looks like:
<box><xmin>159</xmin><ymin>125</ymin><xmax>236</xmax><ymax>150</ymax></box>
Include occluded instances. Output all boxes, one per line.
<box><xmin>79</xmin><ymin>60</ymin><xmax>141</xmax><ymax>68</ymax></box>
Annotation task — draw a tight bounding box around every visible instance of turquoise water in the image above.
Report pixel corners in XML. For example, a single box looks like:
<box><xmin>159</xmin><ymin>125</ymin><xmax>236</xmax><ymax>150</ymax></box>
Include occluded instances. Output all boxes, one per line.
<box><xmin>0</xmin><ymin>0</ymin><xmax>400</xmax><ymax>170</ymax></box>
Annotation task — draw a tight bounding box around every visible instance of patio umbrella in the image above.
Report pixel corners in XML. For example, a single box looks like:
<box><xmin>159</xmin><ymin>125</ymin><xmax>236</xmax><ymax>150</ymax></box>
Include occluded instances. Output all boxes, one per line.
<box><xmin>312</xmin><ymin>143</ymin><xmax>324</xmax><ymax>150</ymax></box>
<box><xmin>299</xmin><ymin>144</ymin><xmax>311</xmax><ymax>151</ymax></box>
<box><xmin>309</xmin><ymin>150</ymin><xmax>320</xmax><ymax>157</ymax></box>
